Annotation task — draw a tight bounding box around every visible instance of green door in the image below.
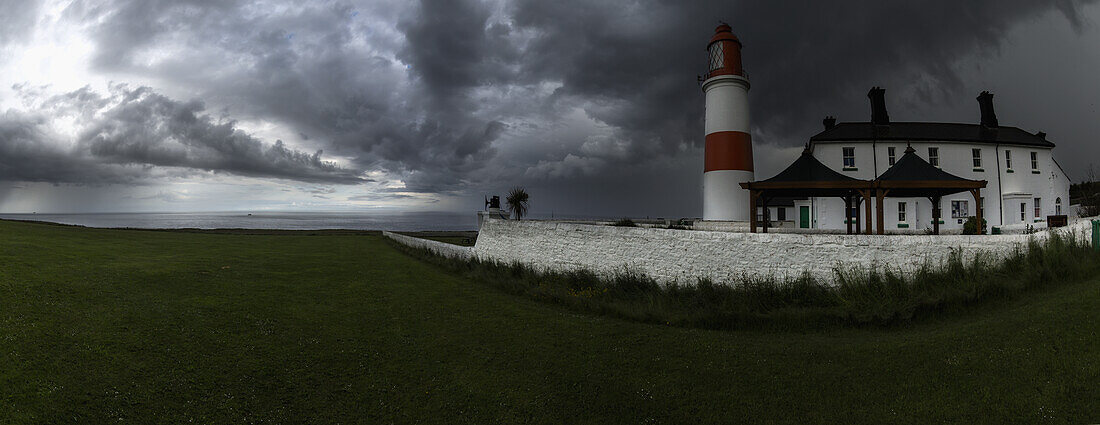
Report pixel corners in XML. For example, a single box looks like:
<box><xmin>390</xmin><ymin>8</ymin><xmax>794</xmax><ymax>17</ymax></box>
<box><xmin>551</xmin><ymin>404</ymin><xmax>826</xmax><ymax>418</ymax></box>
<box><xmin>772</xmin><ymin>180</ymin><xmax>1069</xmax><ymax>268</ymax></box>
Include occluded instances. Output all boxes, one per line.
<box><xmin>799</xmin><ymin>206</ymin><xmax>810</xmax><ymax>228</ymax></box>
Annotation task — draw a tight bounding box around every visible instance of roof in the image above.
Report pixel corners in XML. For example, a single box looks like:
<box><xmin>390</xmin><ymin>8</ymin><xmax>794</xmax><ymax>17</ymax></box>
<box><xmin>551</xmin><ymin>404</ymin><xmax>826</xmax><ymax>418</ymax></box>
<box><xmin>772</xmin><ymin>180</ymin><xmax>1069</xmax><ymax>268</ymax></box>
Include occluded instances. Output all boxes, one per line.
<box><xmin>760</xmin><ymin>149</ymin><xmax>864</xmax><ymax>183</ymax></box>
<box><xmin>741</xmin><ymin>149</ymin><xmax>870</xmax><ymax>197</ymax></box>
<box><xmin>810</xmin><ymin>122</ymin><xmax>1055</xmax><ymax>148</ymax></box>
<box><xmin>875</xmin><ymin>146</ymin><xmax>986</xmax><ymax>197</ymax></box>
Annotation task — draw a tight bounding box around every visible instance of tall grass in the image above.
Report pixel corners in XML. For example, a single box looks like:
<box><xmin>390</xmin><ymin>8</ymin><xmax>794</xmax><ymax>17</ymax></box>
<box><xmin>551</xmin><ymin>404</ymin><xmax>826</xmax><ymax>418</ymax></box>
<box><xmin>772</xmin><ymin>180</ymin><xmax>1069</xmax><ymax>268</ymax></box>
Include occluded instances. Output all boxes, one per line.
<box><xmin>389</xmin><ymin>232</ymin><xmax>1100</xmax><ymax>330</ymax></box>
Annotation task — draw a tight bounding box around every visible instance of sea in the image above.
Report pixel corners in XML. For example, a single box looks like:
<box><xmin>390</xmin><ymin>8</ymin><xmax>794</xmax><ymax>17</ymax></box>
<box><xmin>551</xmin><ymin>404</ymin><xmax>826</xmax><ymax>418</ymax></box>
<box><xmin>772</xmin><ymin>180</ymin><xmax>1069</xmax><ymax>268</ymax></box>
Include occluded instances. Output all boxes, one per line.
<box><xmin>0</xmin><ymin>211</ymin><xmax>484</xmax><ymax>232</ymax></box>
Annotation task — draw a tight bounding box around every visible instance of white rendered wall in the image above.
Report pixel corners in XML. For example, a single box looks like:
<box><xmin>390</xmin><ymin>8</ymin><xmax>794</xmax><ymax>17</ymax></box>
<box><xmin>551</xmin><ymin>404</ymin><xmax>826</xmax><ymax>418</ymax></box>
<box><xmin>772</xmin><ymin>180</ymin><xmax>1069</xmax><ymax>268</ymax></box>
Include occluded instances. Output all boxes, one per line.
<box><xmin>468</xmin><ymin>218</ymin><xmax>1094</xmax><ymax>285</ymax></box>
<box><xmin>382</xmin><ymin>231</ymin><xmax>474</xmax><ymax>260</ymax></box>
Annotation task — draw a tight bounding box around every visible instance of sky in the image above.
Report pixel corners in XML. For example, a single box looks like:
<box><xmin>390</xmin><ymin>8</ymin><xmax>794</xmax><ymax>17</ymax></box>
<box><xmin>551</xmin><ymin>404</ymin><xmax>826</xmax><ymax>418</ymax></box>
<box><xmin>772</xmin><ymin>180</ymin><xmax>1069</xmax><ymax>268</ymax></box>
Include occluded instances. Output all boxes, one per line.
<box><xmin>1</xmin><ymin>0</ymin><xmax>1098</xmax><ymax>217</ymax></box>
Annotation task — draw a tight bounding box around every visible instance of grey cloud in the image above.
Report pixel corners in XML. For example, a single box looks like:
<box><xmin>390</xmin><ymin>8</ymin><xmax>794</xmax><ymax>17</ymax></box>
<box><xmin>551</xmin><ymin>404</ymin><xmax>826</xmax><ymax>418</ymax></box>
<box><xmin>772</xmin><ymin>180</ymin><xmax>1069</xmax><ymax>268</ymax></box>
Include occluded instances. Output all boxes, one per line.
<box><xmin>0</xmin><ymin>85</ymin><xmax>364</xmax><ymax>184</ymax></box>
<box><xmin>59</xmin><ymin>0</ymin><xmax>505</xmax><ymax>193</ymax></box>
<box><xmin>0</xmin><ymin>0</ymin><xmax>41</xmax><ymax>45</ymax></box>
<box><xmin>76</xmin><ymin>85</ymin><xmax>365</xmax><ymax>183</ymax></box>
<box><xmin>0</xmin><ymin>109</ymin><xmax>148</xmax><ymax>184</ymax></box>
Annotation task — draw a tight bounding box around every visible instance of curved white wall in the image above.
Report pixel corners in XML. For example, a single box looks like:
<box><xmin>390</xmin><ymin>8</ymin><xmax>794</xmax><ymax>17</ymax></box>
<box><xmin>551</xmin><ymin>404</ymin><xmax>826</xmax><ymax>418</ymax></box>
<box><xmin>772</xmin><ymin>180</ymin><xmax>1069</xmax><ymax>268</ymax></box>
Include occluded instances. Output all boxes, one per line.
<box><xmin>703</xmin><ymin>77</ymin><xmax>750</xmax><ymax>134</ymax></box>
<box><xmin>466</xmin><ymin>218</ymin><xmax>1093</xmax><ymax>285</ymax></box>
<box><xmin>703</xmin><ymin>170</ymin><xmax>754</xmax><ymax>221</ymax></box>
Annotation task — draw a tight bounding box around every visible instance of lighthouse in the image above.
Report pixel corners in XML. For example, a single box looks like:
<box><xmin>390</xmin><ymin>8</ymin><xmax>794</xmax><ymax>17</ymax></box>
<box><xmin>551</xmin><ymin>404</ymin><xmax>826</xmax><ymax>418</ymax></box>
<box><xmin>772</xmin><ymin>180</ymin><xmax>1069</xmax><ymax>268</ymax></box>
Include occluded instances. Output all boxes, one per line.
<box><xmin>701</xmin><ymin>23</ymin><xmax>753</xmax><ymax>221</ymax></box>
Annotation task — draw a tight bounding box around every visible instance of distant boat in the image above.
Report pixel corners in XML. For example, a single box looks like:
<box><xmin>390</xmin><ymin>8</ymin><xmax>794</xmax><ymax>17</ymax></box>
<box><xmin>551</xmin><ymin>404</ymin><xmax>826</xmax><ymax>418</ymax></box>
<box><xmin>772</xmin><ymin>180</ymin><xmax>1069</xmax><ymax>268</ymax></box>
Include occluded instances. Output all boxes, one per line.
<box><xmin>247</xmin><ymin>213</ymin><xmax>253</xmax><ymax>216</ymax></box>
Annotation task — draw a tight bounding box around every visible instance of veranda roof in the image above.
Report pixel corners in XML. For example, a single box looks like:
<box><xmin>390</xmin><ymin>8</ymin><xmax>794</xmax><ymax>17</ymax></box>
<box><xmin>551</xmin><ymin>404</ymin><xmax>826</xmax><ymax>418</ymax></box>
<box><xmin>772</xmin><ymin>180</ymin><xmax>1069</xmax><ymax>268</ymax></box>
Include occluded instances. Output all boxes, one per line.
<box><xmin>739</xmin><ymin>148</ymin><xmax>870</xmax><ymax>197</ymax></box>
<box><xmin>874</xmin><ymin>146</ymin><xmax>987</xmax><ymax>197</ymax></box>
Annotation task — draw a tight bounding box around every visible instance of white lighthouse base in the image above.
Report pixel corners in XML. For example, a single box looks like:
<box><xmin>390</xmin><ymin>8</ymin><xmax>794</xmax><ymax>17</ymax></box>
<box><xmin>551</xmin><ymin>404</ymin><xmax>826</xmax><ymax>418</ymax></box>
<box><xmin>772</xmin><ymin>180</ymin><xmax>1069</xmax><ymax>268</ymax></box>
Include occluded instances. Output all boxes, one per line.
<box><xmin>703</xmin><ymin>169</ymin><xmax>753</xmax><ymax>221</ymax></box>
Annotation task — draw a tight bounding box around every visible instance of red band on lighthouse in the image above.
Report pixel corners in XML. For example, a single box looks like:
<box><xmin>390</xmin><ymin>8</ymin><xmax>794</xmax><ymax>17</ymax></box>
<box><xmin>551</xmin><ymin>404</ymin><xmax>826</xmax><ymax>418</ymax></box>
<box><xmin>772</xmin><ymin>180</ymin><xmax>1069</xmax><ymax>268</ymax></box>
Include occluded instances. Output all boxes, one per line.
<box><xmin>704</xmin><ymin>131</ymin><xmax>754</xmax><ymax>172</ymax></box>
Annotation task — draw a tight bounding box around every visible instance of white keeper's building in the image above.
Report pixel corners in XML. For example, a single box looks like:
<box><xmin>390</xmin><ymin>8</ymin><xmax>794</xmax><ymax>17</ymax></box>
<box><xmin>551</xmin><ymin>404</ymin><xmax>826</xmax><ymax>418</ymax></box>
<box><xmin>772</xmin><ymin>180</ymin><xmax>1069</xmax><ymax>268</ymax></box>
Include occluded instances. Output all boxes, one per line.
<box><xmin>777</xmin><ymin>91</ymin><xmax>1071</xmax><ymax>233</ymax></box>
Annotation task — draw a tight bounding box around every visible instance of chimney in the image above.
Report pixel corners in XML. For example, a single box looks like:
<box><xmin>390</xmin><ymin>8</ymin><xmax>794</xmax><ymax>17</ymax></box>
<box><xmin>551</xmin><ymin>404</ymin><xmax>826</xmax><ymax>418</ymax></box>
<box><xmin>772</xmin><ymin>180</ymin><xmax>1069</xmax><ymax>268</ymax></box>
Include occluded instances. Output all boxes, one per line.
<box><xmin>1036</xmin><ymin>131</ymin><xmax>1046</xmax><ymax>140</ymax></box>
<box><xmin>867</xmin><ymin>87</ymin><xmax>889</xmax><ymax>125</ymax></box>
<box><xmin>977</xmin><ymin>91</ymin><xmax>998</xmax><ymax>127</ymax></box>
<box><xmin>822</xmin><ymin>116</ymin><xmax>836</xmax><ymax>130</ymax></box>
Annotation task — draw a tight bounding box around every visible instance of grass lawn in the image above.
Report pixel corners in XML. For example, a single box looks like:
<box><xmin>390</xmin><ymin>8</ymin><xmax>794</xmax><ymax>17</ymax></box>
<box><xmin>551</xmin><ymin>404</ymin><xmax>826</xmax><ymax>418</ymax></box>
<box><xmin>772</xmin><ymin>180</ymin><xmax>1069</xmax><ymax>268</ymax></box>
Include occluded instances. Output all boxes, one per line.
<box><xmin>1</xmin><ymin>219</ymin><xmax>1097</xmax><ymax>423</ymax></box>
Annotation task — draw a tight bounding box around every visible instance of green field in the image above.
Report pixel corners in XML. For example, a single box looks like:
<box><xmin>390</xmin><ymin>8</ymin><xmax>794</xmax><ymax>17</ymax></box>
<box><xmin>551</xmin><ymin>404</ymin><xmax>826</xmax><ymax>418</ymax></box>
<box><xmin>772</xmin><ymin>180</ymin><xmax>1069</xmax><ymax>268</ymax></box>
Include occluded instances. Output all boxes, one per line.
<box><xmin>1</xmin><ymin>219</ymin><xmax>1097</xmax><ymax>423</ymax></box>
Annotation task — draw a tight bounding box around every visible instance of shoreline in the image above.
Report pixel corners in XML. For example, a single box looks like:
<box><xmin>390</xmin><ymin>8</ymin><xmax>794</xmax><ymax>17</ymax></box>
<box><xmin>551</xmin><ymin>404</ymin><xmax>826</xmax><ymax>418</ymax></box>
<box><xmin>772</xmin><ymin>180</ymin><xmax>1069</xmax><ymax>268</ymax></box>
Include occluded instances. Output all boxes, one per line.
<box><xmin>0</xmin><ymin>218</ymin><xmax>476</xmax><ymax>236</ymax></box>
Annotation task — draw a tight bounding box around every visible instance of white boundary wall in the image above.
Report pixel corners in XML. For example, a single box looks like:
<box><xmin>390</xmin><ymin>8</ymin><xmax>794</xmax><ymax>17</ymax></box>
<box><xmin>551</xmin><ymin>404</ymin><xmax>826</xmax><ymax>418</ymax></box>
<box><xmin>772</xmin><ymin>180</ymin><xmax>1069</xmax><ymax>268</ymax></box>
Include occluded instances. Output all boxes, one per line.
<box><xmin>382</xmin><ymin>231</ymin><xmax>474</xmax><ymax>260</ymax></box>
<box><xmin>468</xmin><ymin>218</ymin><xmax>1095</xmax><ymax>285</ymax></box>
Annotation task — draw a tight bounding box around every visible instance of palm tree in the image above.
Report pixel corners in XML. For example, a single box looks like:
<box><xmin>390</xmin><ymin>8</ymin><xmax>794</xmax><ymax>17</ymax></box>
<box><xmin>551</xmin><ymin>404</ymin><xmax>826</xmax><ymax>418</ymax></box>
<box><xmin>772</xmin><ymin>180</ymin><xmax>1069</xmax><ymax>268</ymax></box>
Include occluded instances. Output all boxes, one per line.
<box><xmin>505</xmin><ymin>187</ymin><xmax>529</xmax><ymax>220</ymax></box>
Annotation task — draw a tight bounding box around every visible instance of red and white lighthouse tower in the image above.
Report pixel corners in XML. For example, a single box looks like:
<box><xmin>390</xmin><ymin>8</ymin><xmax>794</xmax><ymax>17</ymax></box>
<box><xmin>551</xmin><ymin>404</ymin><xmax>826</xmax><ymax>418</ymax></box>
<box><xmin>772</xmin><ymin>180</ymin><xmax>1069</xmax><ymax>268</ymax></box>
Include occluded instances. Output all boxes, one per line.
<box><xmin>702</xmin><ymin>23</ymin><xmax>753</xmax><ymax>221</ymax></box>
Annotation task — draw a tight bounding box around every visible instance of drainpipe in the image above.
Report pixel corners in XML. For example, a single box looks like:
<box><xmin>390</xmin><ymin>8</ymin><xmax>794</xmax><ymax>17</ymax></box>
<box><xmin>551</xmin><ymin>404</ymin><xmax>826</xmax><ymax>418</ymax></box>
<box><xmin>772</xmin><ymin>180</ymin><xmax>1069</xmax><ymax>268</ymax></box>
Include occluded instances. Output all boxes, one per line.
<box><xmin>995</xmin><ymin>143</ymin><xmax>1004</xmax><ymax>227</ymax></box>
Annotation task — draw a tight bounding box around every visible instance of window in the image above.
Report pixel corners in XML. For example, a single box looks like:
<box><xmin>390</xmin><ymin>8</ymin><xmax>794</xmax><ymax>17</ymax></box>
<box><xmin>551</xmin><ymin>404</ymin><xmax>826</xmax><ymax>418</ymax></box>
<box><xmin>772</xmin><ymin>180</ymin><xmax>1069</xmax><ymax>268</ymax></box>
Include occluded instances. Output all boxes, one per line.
<box><xmin>843</xmin><ymin>147</ymin><xmax>856</xmax><ymax>169</ymax></box>
<box><xmin>1031</xmin><ymin>152</ymin><xmax>1038</xmax><ymax>171</ymax></box>
<box><xmin>1056</xmin><ymin>197</ymin><xmax>1062</xmax><ymax>215</ymax></box>
<box><xmin>928</xmin><ymin>147</ymin><xmax>939</xmax><ymax>167</ymax></box>
<box><xmin>1034</xmin><ymin>198</ymin><xmax>1041</xmax><ymax>218</ymax></box>
<box><xmin>1005</xmin><ymin>150</ymin><xmax>1012</xmax><ymax>169</ymax></box>
<box><xmin>951</xmin><ymin>200</ymin><xmax>969</xmax><ymax>219</ymax></box>
<box><xmin>709</xmin><ymin>43</ymin><xmax>724</xmax><ymax>71</ymax></box>
<box><xmin>1020</xmin><ymin>203</ymin><xmax>1026</xmax><ymax>221</ymax></box>
<box><xmin>849</xmin><ymin>205</ymin><xmax>859</xmax><ymax>222</ymax></box>
<box><xmin>888</xmin><ymin>146</ymin><xmax>896</xmax><ymax>166</ymax></box>
<box><xmin>979</xmin><ymin>197</ymin><xmax>985</xmax><ymax>217</ymax></box>
<box><xmin>898</xmin><ymin>202</ymin><xmax>907</xmax><ymax>222</ymax></box>
<box><xmin>777</xmin><ymin>207</ymin><xmax>786</xmax><ymax>221</ymax></box>
<box><xmin>972</xmin><ymin>148</ymin><xmax>982</xmax><ymax>169</ymax></box>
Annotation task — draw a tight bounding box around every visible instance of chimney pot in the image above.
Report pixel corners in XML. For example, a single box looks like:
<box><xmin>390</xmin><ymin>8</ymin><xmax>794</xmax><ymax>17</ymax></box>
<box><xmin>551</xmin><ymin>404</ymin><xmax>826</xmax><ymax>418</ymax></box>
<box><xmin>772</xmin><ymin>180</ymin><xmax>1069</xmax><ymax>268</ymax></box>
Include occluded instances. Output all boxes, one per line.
<box><xmin>867</xmin><ymin>87</ymin><xmax>889</xmax><ymax>125</ymax></box>
<box><xmin>823</xmin><ymin>116</ymin><xmax>836</xmax><ymax>130</ymax></box>
<box><xmin>1037</xmin><ymin>131</ymin><xmax>1046</xmax><ymax>140</ymax></box>
<box><xmin>977</xmin><ymin>91</ymin><xmax>999</xmax><ymax>127</ymax></box>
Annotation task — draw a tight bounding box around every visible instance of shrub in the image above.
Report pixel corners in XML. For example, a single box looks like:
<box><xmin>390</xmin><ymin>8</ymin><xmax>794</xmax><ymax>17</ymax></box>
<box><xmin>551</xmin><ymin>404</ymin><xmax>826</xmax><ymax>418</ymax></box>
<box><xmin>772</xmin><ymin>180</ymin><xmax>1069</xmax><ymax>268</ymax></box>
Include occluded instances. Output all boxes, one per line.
<box><xmin>612</xmin><ymin>218</ymin><xmax>637</xmax><ymax>227</ymax></box>
<box><xmin>962</xmin><ymin>216</ymin><xmax>987</xmax><ymax>235</ymax></box>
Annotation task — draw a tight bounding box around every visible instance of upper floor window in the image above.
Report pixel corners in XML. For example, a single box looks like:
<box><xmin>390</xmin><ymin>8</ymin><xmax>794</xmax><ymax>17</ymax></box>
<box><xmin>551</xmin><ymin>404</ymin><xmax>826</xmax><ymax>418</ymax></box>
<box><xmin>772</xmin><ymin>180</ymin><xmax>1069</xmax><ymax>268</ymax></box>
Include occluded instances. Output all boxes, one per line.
<box><xmin>1034</xmin><ymin>197</ymin><xmax>1042</xmax><ymax>218</ymax></box>
<box><xmin>928</xmin><ymin>147</ymin><xmax>940</xmax><ymax>167</ymax></box>
<box><xmin>887</xmin><ymin>146</ymin><xmax>896</xmax><ymax>166</ymax></box>
<box><xmin>708</xmin><ymin>43</ymin><xmax>723</xmax><ymax>71</ymax></box>
<box><xmin>1031</xmin><ymin>152</ymin><xmax>1039</xmax><ymax>171</ymax></box>
<box><xmin>843</xmin><ymin>147</ymin><xmax>856</xmax><ymax>169</ymax></box>
<box><xmin>972</xmin><ymin>148</ymin><xmax>982</xmax><ymax>169</ymax></box>
<box><xmin>1005</xmin><ymin>150</ymin><xmax>1013</xmax><ymax>169</ymax></box>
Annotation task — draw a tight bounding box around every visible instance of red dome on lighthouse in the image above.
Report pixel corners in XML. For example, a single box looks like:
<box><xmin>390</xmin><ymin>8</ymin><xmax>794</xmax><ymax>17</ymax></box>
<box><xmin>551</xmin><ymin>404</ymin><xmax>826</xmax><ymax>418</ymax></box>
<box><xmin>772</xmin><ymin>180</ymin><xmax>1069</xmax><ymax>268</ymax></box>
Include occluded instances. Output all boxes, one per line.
<box><xmin>705</xmin><ymin>23</ymin><xmax>744</xmax><ymax>79</ymax></box>
<box><xmin>709</xmin><ymin>23</ymin><xmax>742</xmax><ymax>46</ymax></box>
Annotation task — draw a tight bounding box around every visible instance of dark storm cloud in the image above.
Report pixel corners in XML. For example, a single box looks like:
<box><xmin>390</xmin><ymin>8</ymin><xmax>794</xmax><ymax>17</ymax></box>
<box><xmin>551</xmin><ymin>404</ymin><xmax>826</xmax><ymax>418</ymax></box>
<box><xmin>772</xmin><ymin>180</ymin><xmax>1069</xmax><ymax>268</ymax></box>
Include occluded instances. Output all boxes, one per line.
<box><xmin>3</xmin><ymin>0</ymin><xmax>1097</xmax><ymax>212</ymax></box>
<box><xmin>55</xmin><ymin>0</ymin><xmax>505</xmax><ymax>193</ymax></box>
<box><xmin>0</xmin><ymin>110</ymin><xmax>140</xmax><ymax>184</ymax></box>
<box><xmin>78</xmin><ymin>85</ymin><xmax>364</xmax><ymax>183</ymax></box>
<box><xmin>0</xmin><ymin>85</ymin><xmax>363</xmax><ymax>184</ymax></box>
<box><xmin>510</xmin><ymin>0</ymin><xmax>1098</xmax><ymax>156</ymax></box>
